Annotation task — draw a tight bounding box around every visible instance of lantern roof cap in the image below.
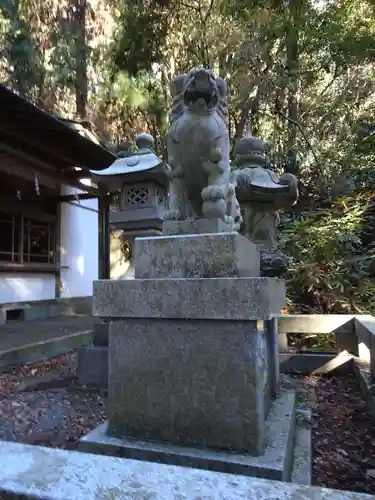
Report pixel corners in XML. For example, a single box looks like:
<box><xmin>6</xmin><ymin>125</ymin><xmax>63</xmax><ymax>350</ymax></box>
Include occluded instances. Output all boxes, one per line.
<box><xmin>91</xmin><ymin>133</ymin><xmax>163</xmax><ymax>177</ymax></box>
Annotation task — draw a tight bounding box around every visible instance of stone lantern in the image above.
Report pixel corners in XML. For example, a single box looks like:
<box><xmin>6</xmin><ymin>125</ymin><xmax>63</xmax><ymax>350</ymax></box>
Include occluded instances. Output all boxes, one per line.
<box><xmin>233</xmin><ymin>133</ymin><xmax>299</xmax><ymax>277</ymax></box>
<box><xmin>91</xmin><ymin>132</ymin><xmax>169</xmax><ymax>279</ymax></box>
<box><xmin>93</xmin><ymin>132</ymin><xmax>169</xmax><ymax>234</ymax></box>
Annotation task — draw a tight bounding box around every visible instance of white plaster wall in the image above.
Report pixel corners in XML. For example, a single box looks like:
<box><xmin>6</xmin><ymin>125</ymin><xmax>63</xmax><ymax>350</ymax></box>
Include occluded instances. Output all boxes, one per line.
<box><xmin>0</xmin><ymin>274</ymin><xmax>55</xmax><ymax>303</ymax></box>
<box><xmin>60</xmin><ymin>184</ymin><xmax>98</xmax><ymax>298</ymax></box>
<box><xmin>110</xmin><ymin>232</ymin><xmax>134</xmax><ymax>280</ymax></box>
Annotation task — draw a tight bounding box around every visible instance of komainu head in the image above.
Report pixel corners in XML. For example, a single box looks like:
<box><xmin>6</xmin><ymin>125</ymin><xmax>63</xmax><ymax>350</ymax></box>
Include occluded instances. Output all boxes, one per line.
<box><xmin>183</xmin><ymin>67</ymin><xmax>219</xmax><ymax>110</ymax></box>
<box><xmin>170</xmin><ymin>67</ymin><xmax>228</xmax><ymax>122</ymax></box>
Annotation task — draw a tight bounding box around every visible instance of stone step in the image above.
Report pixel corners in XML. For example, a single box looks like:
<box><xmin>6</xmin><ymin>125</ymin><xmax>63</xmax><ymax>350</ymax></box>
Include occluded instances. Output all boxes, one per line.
<box><xmin>80</xmin><ymin>390</ymin><xmax>297</xmax><ymax>482</ymax></box>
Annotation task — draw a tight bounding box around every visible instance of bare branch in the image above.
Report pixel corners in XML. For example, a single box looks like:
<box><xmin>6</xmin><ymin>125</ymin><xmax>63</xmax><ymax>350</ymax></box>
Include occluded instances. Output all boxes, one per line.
<box><xmin>263</xmin><ymin>108</ymin><xmax>324</xmax><ymax>178</ymax></box>
<box><xmin>181</xmin><ymin>34</ymin><xmax>202</xmax><ymax>62</ymax></box>
<box><xmin>203</xmin><ymin>0</ymin><xmax>215</xmax><ymax>23</ymax></box>
<box><xmin>320</xmin><ymin>66</ymin><xmax>343</xmax><ymax>96</ymax></box>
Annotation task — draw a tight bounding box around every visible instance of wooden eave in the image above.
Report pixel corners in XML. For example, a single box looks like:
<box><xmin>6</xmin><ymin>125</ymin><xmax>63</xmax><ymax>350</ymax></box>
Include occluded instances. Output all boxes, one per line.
<box><xmin>0</xmin><ymin>85</ymin><xmax>117</xmax><ymax>194</ymax></box>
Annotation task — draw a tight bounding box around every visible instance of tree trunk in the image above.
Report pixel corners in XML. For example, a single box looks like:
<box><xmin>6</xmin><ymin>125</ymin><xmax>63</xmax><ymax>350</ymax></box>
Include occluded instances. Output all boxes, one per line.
<box><xmin>74</xmin><ymin>0</ymin><xmax>88</xmax><ymax>119</ymax></box>
<box><xmin>285</xmin><ymin>0</ymin><xmax>299</xmax><ymax>174</ymax></box>
<box><xmin>274</xmin><ymin>84</ymin><xmax>286</xmax><ymax>170</ymax></box>
<box><xmin>234</xmin><ymin>110</ymin><xmax>248</xmax><ymax>141</ymax></box>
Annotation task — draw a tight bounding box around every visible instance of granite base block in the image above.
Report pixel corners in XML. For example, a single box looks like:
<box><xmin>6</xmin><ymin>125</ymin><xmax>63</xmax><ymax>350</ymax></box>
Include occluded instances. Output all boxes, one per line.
<box><xmin>77</xmin><ymin>318</ymin><xmax>278</xmax><ymax>392</ymax></box>
<box><xmin>108</xmin><ymin>318</ymin><xmax>273</xmax><ymax>455</ymax></box>
<box><xmin>93</xmin><ymin>277</ymin><xmax>285</xmax><ymax>320</ymax></box>
<box><xmin>134</xmin><ymin>232</ymin><xmax>260</xmax><ymax>279</ymax></box>
<box><xmin>80</xmin><ymin>390</ymin><xmax>296</xmax><ymax>482</ymax></box>
<box><xmin>77</xmin><ymin>345</ymin><xmax>108</xmax><ymax>388</ymax></box>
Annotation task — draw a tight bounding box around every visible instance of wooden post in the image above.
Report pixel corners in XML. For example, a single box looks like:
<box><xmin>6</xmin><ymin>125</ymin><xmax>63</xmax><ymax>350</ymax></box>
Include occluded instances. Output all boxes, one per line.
<box><xmin>98</xmin><ymin>195</ymin><xmax>110</xmax><ymax>280</ymax></box>
<box><xmin>55</xmin><ymin>201</ymin><xmax>62</xmax><ymax>298</ymax></box>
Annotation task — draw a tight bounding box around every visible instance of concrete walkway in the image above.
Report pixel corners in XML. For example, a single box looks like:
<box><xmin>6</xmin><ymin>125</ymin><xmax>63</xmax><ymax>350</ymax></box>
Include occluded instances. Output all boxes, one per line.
<box><xmin>0</xmin><ymin>315</ymin><xmax>95</xmax><ymax>370</ymax></box>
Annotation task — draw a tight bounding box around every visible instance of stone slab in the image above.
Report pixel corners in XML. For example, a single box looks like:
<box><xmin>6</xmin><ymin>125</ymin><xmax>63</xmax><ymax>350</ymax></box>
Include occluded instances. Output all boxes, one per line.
<box><xmin>93</xmin><ymin>277</ymin><xmax>285</xmax><ymax>320</ymax></box>
<box><xmin>134</xmin><ymin>232</ymin><xmax>260</xmax><ymax>279</ymax></box>
<box><xmin>77</xmin><ymin>345</ymin><xmax>108</xmax><ymax>387</ymax></box>
<box><xmin>108</xmin><ymin>319</ymin><xmax>270</xmax><ymax>455</ymax></box>
<box><xmin>163</xmin><ymin>218</ymin><xmax>234</xmax><ymax>235</ymax></box>
<box><xmin>0</xmin><ymin>440</ymin><xmax>371</xmax><ymax>500</ymax></box>
<box><xmin>81</xmin><ymin>390</ymin><xmax>296</xmax><ymax>481</ymax></box>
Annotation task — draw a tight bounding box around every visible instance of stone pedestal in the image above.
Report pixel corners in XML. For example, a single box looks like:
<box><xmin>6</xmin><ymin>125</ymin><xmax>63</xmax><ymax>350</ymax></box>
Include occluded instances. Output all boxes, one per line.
<box><xmin>81</xmin><ymin>219</ymin><xmax>296</xmax><ymax>478</ymax></box>
<box><xmin>77</xmin><ymin>321</ymin><xmax>109</xmax><ymax>387</ymax></box>
<box><xmin>108</xmin><ymin>318</ymin><xmax>271</xmax><ymax>455</ymax></box>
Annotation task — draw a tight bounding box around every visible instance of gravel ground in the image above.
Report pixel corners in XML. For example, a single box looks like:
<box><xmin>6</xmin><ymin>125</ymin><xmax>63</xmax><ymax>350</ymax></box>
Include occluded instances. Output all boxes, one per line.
<box><xmin>0</xmin><ymin>352</ymin><xmax>106</xmax><ymax>449</ymax></box>
<box><xmin>0</xmin><ymin>353</ymin><xmax>374</xmax><ymax>495</ymax></box>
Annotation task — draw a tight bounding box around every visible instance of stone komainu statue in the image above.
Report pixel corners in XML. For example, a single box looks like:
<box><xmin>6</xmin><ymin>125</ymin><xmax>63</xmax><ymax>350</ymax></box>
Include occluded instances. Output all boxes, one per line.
<box><xmin>165</xmin><ymin>67</ymin><xmax>241</xmax><ymax>229</ymax></box>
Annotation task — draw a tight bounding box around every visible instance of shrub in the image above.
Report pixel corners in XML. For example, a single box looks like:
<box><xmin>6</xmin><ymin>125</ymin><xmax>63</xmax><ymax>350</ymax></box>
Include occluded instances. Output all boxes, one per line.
<box><xmin>279</xmin><ymin>192</ymin><xmax>375</xmax><ymax>314</ymax></box>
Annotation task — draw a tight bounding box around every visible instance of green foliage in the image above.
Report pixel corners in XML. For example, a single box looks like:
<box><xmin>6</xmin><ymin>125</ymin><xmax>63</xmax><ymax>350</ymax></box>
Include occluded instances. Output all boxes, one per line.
<box><xmin>0</xmin><ymin>0</ymin><xmax>42</xmax><ymax>99</ymax></box>
<box><xmin>280</xmin><ymin>193</ymin><xmax>375</xmax><ymax>315</ymax></box>
<box><xmin>114</xmin><ymin>1</ymin><xmax>171</xmax><ymax>75</ymax></box>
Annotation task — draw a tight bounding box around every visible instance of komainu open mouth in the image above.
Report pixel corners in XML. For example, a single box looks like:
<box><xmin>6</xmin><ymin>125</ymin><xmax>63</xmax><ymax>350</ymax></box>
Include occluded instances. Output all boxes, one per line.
<box><xmin>184</xmin><ymin>89</ymin><xmax>218</xmax><ymax>108</ymax></box>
